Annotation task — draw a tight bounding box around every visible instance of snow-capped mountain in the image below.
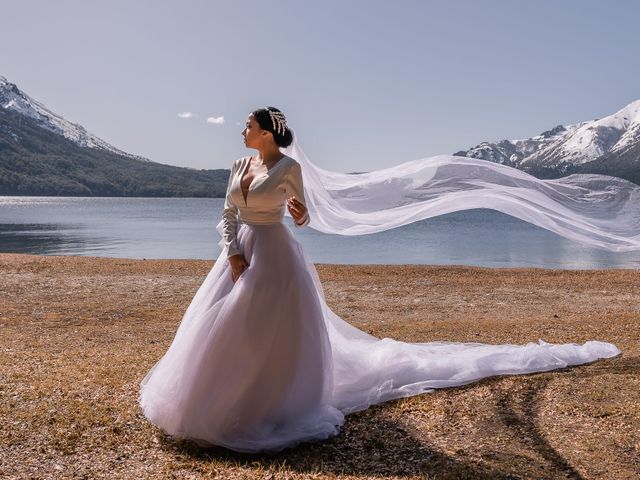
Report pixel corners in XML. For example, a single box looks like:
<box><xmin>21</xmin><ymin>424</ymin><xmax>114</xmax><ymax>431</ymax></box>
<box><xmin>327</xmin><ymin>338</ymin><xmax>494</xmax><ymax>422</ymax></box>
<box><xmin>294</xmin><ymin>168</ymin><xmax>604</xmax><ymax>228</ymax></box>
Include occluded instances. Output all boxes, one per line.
<box><xmin>519</xmin><ymin>100</ymin><xmax>640</xmax><ymax>172</ymax></box>
<box><xmin>454</xmin><ymin>122</ymin><xmax>589</xmax><ymax>168</ymax></box>
<box><xmin>0</xmin><ymin>75</ymin><xmax>148</xmax><ymax>161</ymax></box>
<box><xmin>0</xmin><ymin>75</ymin><xmax>231</xmax><ymax>196</ymax></box>
<box><xmin>456</xmin><ymin>99</ymin><xmax>640</xmax><ymax>182</ymax></box>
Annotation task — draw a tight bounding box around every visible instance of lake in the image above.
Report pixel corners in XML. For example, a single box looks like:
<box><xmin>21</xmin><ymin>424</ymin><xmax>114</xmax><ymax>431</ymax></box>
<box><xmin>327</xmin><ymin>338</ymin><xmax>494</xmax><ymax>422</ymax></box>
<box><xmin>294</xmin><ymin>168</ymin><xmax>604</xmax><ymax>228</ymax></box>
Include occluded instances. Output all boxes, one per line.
<box><xmin>1</xmin><ymin>196</ymin><xmax>639</xmax><ymax>269</ymax></box>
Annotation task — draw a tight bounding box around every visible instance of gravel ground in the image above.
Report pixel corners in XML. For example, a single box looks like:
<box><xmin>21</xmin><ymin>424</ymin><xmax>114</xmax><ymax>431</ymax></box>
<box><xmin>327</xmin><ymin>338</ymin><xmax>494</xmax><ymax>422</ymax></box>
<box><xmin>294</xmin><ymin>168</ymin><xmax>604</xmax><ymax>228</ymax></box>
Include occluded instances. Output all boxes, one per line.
<box><xmin>0</xmin><ymin>253</ymin><xmax>638</xmax><ymax>479</ymax></box>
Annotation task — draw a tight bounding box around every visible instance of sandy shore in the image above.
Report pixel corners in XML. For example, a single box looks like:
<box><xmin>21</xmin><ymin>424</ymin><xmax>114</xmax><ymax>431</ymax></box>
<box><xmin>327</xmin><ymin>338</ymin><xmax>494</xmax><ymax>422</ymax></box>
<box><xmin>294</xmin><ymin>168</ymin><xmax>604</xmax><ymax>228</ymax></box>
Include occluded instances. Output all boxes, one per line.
<box><xmin>1</xmin><ymin>253</ymin><xmax>638</xmax><ymax>479</ymax></box>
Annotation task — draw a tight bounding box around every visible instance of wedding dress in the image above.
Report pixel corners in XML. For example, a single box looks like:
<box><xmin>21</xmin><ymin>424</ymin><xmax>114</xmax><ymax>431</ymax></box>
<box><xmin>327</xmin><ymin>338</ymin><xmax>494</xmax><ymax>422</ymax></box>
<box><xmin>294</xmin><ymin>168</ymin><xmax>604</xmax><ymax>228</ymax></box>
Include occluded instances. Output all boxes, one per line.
<box><xmin>138</xmin><ymin>146</ymin><xmax>622</xmax><ymax>453</ymax></box>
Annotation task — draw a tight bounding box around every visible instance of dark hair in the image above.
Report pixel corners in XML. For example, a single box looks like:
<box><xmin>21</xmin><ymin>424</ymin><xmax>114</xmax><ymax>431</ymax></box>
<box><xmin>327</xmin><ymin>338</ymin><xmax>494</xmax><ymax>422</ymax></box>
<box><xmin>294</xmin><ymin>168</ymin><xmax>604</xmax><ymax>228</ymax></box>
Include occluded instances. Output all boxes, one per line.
<box><xmin>251</xmin><ymin>106</ymin><xmax>294</xmax><ymax>148</ymax></box>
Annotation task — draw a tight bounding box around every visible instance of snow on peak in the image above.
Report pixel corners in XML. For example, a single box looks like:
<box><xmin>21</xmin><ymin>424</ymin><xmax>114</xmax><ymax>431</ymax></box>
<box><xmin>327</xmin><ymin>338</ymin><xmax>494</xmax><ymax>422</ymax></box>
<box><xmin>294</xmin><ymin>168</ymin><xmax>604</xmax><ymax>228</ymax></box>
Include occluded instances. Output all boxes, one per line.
<box><xmin>0</xmin><ymin>75</ymin><xmax>148</xmax><ymax>161</ymax></box>
<box><xmin>556</xmin><ymin>99</ymin><xmax>640</xmax><ymax>162</ymax></box>
<box><xmin>461</xmin><ymin>99</ymin><xmax>640</xmax><ymax>172</ymax></box>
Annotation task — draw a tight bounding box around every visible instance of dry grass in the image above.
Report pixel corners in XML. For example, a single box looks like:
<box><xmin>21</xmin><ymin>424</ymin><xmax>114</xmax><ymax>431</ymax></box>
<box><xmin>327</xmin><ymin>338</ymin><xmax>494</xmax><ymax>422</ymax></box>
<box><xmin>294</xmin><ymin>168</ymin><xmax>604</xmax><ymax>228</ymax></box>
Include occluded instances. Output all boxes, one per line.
<box><xmin>0</xmin><ymin>253</ymin><xmax>638</xmax><ymax>479</ymax></box>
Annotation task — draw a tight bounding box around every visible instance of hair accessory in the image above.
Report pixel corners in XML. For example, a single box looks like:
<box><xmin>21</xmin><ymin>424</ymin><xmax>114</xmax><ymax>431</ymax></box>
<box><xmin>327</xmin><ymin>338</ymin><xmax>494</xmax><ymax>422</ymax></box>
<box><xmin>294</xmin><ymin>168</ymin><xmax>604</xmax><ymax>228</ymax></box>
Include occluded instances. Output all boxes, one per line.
<box><xmin>268</xmin><ymin>109</ymin><xmax>287</xmax><ymax>136</ymax></box>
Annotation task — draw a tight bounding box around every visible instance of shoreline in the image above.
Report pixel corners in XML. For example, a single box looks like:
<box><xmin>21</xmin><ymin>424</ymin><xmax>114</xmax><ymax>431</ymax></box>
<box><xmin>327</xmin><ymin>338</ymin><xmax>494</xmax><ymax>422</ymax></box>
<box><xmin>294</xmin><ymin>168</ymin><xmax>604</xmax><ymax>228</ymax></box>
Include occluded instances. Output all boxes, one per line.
<box><xmin>3</xmin><ymin>251</ymin><xmax>639</xmax><ymax>271</ymax></box>
<box><xmin>1</xmin><ymin>253</ymin><xmax>638</xmax><ymax>479</ymax></box>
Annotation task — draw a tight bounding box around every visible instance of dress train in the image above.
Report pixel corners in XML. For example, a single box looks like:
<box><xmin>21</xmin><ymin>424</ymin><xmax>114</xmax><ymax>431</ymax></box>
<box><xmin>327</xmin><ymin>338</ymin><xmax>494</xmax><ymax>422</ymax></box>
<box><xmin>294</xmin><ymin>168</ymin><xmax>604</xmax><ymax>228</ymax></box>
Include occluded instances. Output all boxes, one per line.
<box><xmin>138</xmin><ymin>221</ymin><xmax>620</xmax><ymax>453</ymax></box>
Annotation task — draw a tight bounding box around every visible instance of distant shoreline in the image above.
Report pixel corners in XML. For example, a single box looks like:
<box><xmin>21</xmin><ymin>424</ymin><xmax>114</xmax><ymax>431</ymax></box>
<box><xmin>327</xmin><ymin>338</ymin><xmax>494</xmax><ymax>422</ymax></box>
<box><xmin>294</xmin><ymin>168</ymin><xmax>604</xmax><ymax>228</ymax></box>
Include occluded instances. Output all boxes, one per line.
<box><xmin>1</xmin><ymin>251</ymin><xmax>639</xmax><ymax>271</ymax></box>
<box><xmin>2</xmin><ymin>252</ymin><xmax>639</xmax><ymax>271</ymax></box>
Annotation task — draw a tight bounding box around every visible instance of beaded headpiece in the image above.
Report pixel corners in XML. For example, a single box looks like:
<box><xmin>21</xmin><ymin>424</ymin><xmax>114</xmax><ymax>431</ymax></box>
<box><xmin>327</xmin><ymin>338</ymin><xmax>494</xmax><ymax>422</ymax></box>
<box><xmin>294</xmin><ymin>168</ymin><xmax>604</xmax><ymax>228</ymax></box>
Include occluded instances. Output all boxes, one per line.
<box><xmin>268</xmin><ymin>109</ymin><xmax>287</xmax><ymax>136</ymax></box>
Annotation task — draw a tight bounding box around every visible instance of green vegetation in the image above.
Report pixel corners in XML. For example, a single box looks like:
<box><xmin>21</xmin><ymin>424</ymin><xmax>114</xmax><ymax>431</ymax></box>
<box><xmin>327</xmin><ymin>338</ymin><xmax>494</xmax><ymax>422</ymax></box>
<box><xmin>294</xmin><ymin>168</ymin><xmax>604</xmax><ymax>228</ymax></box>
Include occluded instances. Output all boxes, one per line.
<box><xmin>0</xmin><ymin>108</ymin><xmax>230</xmax><ymax>197</ymax></box>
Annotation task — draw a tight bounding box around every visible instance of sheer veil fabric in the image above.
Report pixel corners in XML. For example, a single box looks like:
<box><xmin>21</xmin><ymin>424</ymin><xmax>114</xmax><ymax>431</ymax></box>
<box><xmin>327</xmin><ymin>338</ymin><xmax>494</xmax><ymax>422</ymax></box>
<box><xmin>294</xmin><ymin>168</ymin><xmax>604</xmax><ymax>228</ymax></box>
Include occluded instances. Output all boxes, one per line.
<box><xmin>281</xmin><ymin>133</ymin><xmax>640</xmax><ymax>251</ymax></box>
<box><xmin>139</xmin><ymin>133</ymin><xmax>625</xmax><ymax>454</ymax></box>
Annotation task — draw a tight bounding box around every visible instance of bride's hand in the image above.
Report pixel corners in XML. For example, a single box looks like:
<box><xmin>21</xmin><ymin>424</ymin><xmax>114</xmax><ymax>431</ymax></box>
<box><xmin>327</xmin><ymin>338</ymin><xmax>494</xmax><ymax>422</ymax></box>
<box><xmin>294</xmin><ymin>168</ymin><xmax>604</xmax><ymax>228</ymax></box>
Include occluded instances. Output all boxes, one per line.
<box><xmin>228</xmin><ymin>254</ymin><xmax>249</xmax><ymax>283</ymax></box>
<box><xmin>287</xmin><ymin>196</ymin><xmax>308</xmax><ymax>225</ymax></box>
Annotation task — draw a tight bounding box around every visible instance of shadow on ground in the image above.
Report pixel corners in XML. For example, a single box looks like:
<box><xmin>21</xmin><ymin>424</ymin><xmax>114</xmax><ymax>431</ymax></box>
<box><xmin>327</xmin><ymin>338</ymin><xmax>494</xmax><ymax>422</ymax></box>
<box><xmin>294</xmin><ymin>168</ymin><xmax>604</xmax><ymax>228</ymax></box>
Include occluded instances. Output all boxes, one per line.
<box><xmin>156</xmin><ymin>355</ymin><xmax>636</xmax><ymax>479</ymax></box>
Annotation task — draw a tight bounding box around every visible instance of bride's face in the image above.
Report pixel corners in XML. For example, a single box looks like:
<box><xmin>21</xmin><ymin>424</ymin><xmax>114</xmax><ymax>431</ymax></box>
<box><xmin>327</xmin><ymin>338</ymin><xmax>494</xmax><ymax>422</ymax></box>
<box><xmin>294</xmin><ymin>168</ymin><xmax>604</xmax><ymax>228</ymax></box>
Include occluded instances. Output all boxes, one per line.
<box><xmin>242</xmin><ymin>114</ymin><xmax>264</xmax><ymax>149</ymax></box>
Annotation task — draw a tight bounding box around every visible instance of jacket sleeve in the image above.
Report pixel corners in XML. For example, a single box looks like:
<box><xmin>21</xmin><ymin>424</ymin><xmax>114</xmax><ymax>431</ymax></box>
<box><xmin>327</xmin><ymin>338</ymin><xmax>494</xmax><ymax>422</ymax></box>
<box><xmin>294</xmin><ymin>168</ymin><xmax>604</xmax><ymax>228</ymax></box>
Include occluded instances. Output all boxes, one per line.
<box><xmin>285</xmin><ymin>161</ymin><xmax>310</xmax><ymax>228</ymax></box>
<box><xmin>221</xmin><ymin>159</ymin><xmax>241</xmax><ymax>257</ymax></box>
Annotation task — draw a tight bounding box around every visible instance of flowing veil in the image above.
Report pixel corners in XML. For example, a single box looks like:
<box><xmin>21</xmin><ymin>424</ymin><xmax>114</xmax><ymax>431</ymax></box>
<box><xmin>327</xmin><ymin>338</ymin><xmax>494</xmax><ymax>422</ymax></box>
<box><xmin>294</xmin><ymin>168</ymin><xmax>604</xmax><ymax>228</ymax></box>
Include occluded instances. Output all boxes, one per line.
<box><xmin>280</xmin><ymin>133</ymin><xmax>640</xmax><ymax>252</ymax></box>
<box><xmin>272</xmin><ymin>132</ymin><xmax>624</xmax><ymax>416</ymax></box>
<box><xmin>180</xmin><ymin>130</ymin><xmax>627</xmax><ymax>448</ymax></box>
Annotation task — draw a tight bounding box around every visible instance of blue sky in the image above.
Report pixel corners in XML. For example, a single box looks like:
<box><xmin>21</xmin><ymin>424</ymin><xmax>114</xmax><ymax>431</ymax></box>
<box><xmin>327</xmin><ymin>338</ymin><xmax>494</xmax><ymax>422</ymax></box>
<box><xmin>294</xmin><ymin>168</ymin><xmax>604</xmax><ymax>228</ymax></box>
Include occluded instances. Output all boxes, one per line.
<box><xmin>2</xmin><ymin>0</ymin><xmax>639</xmax><ymax>171</ymax></box>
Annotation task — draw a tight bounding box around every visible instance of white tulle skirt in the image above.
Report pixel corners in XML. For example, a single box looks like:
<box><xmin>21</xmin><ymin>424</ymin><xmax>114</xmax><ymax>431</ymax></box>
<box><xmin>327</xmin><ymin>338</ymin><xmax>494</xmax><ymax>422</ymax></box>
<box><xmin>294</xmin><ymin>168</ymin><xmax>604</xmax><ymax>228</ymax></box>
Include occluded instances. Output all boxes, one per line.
<box><xmin>138</xmin><ymin>221</ymin><xmax>620</xmax><ymax>453</ymax></box>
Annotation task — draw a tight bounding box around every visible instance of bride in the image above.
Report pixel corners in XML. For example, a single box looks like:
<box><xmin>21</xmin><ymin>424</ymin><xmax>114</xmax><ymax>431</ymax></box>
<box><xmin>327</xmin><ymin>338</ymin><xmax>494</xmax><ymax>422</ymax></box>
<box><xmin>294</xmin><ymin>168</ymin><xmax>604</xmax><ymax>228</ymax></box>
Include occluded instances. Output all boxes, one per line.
<box><xmin>138</xmin><ymin>106</ymin><xmax>621</xmax><ymax>453</ymax></box>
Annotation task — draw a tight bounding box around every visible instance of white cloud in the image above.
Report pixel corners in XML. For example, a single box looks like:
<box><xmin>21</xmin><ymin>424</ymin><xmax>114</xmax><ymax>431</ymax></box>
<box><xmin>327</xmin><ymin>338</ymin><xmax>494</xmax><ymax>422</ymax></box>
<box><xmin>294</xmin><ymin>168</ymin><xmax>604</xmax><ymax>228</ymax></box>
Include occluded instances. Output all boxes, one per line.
<box><xmin>177</xmin><ymin>112</ymin><xmax>195</xmax><ymax>119</ymax></box>
<box><xmin>207</xmin><ymin>116</ymin><xmax>225</xmax><ymax>125</ymax></box>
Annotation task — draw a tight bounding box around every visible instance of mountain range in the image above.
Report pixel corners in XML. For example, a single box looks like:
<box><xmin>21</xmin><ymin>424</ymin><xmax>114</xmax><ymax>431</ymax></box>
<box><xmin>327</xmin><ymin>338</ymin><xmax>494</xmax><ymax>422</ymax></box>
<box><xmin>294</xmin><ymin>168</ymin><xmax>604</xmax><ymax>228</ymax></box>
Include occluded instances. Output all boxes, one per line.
<box><xmin>454</xmin><ymin>99</ymin><xmax>640</xmax><ymax>184</ymax></box>
<box><xmin>0</xmin><ymin>76</ymin><xmax>229</xmax><ymax>196</ymax></box>
<box><xmin>1</xmin><ymin>75</ymin><xmax>639</xmax><ymax>196</ymax></box>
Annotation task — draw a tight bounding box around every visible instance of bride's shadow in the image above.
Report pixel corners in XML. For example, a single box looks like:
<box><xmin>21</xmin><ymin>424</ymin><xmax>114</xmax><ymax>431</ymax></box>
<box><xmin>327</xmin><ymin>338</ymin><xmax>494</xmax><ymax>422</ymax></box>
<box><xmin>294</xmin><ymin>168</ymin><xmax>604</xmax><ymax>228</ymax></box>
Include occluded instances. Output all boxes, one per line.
<box><xmin>161</xmin><ymin>410</ymin><xmax>510</xmax><ymax>479</ymax></box>
<box><xmin>160</xmin><ymin>355</ymin><xmax>634</xmax><ymax>479</ymax></box>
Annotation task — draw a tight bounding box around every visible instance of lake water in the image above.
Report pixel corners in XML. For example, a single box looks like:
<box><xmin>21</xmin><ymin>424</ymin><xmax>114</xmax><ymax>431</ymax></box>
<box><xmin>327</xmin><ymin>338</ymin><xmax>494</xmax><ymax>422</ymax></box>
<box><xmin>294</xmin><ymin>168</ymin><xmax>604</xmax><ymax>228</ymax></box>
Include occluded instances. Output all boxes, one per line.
<box><xmin>1</xmin><ymin>196</ymin><xmax>638</xmax><ymax>269</ymax></box>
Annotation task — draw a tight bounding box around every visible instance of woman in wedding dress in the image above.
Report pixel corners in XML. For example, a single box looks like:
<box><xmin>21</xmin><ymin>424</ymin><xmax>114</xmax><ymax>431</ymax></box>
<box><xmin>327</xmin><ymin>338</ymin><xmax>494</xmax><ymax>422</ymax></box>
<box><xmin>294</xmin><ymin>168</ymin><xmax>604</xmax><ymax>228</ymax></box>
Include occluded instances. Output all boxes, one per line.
<box><xmin>138</xmin><ymin>106</ymin><xmax>621</xmax><ymax>454</ymax></box>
